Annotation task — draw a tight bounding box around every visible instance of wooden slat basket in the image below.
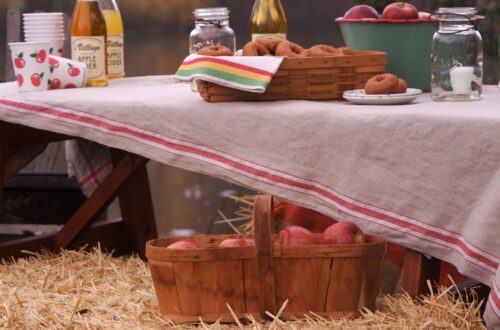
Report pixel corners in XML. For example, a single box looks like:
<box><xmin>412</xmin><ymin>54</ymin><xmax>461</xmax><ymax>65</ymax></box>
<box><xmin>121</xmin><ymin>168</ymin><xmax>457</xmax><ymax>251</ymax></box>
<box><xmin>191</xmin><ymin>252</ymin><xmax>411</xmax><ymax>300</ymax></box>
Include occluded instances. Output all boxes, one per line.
<box><xmin>196</xmin><ymin>51</ymin><xmax>387</xmax><ymax>102</ymax></box>
<box><xmin>146</xmin><ymin>195</ymin><xmax>386</xmax><ymax>323</ymax></box>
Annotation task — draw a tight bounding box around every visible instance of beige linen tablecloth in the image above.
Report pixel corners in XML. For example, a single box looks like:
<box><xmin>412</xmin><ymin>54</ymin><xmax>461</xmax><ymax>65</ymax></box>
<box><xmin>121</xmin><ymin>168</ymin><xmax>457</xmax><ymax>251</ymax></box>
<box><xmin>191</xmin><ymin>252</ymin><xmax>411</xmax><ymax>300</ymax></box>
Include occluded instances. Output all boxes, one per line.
<box><xmin>0</xmin><ymin>76</ymin><xmax>499</xmax><ymax>328</ymax></box>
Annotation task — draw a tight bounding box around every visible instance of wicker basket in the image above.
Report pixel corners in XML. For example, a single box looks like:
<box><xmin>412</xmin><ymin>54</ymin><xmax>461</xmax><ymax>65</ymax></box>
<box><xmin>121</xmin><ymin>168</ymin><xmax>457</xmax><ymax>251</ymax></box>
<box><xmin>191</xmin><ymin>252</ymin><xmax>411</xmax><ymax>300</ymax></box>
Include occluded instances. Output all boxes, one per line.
<box><xmin>196</xmin><ymin>51</ymin><xmax>387</xmax><ymax>102</ymax></box>
<box><xmin>146</xmin><ymin>195</ymin><xmax>386</xmax><ymax>323</ymax></box>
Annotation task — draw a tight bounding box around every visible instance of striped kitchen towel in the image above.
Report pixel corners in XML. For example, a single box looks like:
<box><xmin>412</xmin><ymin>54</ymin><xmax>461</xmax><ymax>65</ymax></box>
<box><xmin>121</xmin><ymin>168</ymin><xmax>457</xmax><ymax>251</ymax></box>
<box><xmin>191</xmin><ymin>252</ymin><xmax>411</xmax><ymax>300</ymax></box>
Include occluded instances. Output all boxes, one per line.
<box><xmin>175</xmin><ymin>54</ymin><xmax>283</xmax><ymax>93</ymax></box>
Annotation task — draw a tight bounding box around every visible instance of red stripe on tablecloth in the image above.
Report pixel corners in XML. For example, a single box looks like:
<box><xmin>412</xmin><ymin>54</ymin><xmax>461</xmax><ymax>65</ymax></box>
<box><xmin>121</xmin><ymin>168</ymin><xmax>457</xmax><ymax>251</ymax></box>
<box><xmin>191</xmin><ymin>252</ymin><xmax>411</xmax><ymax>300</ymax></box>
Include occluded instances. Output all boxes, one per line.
<box><xmin>492</xmin><ymin>283</ymin><xmax>500</xmax><ymax>315</ymax></box>
<box><xmin>79</xmin><ymin>159</ymin><xmax>112</xmax><ymax>187</ymax></box>
<box><xmin>0</xmin><ymin>97</ymin><xmax>498</xmax><ymax>273</ymax></box>
<box><xmin>77</xmin><ymin>140</ymin><xmax>103</xmax><ymax>188</ymax></box>
<box><xmin>182</xmin><ymin>57</ymin><xmax>274</xmax><ymax>77</ymax></box>
<box><xmin>24</xmin><ymin>98</ymin><xmax>500</xmax><ymax>264</ymax></box>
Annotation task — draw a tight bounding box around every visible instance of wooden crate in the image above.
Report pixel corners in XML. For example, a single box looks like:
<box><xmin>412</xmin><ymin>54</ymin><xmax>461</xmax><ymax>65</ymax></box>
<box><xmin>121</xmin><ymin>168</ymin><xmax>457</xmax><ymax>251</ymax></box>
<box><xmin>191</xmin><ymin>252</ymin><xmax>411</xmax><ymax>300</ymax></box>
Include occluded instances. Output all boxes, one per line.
<box><xmin>146</xmin><ymin>195</ymin><xmax>386</xmax><ymax>323</ymax></box>
<box><xmin>196</xmin><ymin>51</ymin><xmax>387</xmax><ymax>102</ymax></box>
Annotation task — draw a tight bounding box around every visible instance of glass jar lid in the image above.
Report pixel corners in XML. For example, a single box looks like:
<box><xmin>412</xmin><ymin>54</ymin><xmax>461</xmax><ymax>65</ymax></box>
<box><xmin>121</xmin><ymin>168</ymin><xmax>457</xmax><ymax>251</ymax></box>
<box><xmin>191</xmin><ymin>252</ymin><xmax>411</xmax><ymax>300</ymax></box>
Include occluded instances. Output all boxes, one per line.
<box><xmin>194</xmin><ymin>7</ymin><xmax>230</xmax><ymax>20</ymax></box>
<box><xmin>436</xmin><ymin>7</ymin><xmax>477</xmax><ymax>21</ymax></box>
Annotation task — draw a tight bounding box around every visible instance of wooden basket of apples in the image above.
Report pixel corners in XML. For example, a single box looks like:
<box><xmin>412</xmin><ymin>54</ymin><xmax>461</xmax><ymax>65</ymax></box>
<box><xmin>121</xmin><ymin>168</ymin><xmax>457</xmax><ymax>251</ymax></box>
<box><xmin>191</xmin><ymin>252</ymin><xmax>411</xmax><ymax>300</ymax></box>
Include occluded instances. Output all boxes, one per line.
<box><xmin>146</xmin><ymin>195</ymin><xmax>386</xmax><ymax>323</ymax></box>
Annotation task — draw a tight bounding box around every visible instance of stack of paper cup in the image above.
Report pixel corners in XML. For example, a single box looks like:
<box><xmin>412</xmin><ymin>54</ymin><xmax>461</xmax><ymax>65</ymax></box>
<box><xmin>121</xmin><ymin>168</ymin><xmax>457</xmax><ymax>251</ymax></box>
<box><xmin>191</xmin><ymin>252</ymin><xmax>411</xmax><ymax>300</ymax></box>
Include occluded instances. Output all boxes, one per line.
<box><xmin>23</xmin><ymin>13</ymin><xmax>64</xmax><ymax>57</ymax></box>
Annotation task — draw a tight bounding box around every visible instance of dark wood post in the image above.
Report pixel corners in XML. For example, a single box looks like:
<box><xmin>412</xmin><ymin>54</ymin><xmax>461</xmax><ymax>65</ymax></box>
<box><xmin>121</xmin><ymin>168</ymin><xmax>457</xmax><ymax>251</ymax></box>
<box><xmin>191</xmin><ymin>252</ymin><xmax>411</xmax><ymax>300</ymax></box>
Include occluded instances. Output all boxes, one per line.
<box><xmin>5</xmin><ymin>9</ymin><xmax>22</xmax><ymax>82</ymax></box>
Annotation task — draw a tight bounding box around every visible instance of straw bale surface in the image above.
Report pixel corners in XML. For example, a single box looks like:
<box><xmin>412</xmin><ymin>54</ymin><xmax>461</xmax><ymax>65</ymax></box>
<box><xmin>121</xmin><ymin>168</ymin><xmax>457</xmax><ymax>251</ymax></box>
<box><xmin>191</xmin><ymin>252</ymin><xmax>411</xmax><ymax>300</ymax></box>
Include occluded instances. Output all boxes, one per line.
<box><xmin>0</xmin><ymin>248</ymin><xmax>486</xmax><ymax>329</ymax></box>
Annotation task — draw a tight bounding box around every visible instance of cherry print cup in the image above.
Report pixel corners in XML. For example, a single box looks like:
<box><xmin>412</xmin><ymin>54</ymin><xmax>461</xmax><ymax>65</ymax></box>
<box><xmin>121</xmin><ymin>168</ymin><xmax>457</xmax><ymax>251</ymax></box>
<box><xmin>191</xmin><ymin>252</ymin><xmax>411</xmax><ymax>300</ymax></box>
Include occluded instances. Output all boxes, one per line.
<box><xmin>47</xmin><ymin>55</ymin><xmax>87</xmax><ymax>90</ymax></box>
<box><xmin>9</xmin><ymin>41</ymin><xmax>51</xmax><ymax>92</ymax></box>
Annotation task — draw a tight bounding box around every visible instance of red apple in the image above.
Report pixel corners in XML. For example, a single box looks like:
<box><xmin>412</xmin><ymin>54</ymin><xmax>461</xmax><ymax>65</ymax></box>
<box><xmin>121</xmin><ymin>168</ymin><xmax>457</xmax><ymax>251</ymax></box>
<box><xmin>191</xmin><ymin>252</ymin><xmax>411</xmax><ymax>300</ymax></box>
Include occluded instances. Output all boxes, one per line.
<box><xmin>50</xmin><ymin>78</ymin><xmax>61</xmax><ymax>89</ymax></box>
<box><xmin>167</xmin><ymin>240</ymin><xmax>199</xmax><ymax>250</ymax></box>
<box><xmin>382</xmin><ymin>2</ymin><xmax>418</xmax><ymax>20</ymax></box>
<box><xmin>245</xmin><ymin>239</ymin><xmax>255</xmax><ymax>246</ymax></box>
<box><xmin>278</xmin><ymin>226</ymin><xmax>318</xmax><ymax>246</ymax></box>
<box><xmin>17</xmin><ymin>74</ymin><xmax>23</xmax><ymax>87</ymax></box>
<box><xmin>322</xmin><ymin>222</ymin><xmax>366</xmax><ymax>244</ymax></box>
<box><xmin>344</xmin><ymin>5</ymin><xmax>379</xmax><ymax>19</ymax></box>
<box><xmin>219</xmin><ymin>238</ymin><xmax>252</xmax><ymax>248</ymax></box>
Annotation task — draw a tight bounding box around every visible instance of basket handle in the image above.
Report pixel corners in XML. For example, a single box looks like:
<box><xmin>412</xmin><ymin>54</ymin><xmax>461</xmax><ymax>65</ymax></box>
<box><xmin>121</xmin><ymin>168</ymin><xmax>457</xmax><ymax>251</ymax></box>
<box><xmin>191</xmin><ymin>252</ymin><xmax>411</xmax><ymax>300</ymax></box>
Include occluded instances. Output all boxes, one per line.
<box><xmin>253</xmin><ymin>195</ymin><xmax>277</xmax><ymax>318</ymax></box>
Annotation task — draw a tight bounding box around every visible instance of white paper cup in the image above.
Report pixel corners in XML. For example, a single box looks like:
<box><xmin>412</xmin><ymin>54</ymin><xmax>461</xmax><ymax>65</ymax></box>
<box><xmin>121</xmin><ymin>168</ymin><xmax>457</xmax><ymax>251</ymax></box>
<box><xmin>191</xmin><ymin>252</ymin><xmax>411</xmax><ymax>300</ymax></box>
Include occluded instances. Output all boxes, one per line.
<box><xmin>23</xmin><ymin>13</ymin><xmax>64</xmax><ymax>20</ymax></box>
<box><xmin>23</xmin><ymin>21</ymin><xmax>64</xmax><ymax>28</ymax></box>
<box><xmin>9</xmin><ymin>41</ymin><xmax>51</xmax><ymax>92</ymax></box>
<box><xmin>25</xmin><ymin>33</ymin><xmax>65</xmax><ymax>39</ymax></box>
<box><xmin>48</xmin><ymin>55</ymin><xmax>87</xmax><ymax>90</ymax></box>
<box><xmin>23</xmin><ymin>38</ymin><xmax>64</xmax><ymax>57</ymax></box>
<box><xmin>24</xmin><ymin>28</ymin><xmax>64</xmax><ymax>33</ymax></box>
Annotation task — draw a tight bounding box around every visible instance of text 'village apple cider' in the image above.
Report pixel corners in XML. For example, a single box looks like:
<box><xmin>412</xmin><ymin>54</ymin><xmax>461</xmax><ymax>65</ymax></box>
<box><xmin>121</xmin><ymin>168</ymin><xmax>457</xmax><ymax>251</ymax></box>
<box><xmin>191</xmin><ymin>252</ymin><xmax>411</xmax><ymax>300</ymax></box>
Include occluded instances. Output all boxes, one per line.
<box><xmin>100</xmin><ymin>0</ymin><xmax>125</xmax><ymax>79</ymax></box>
<box><xmin>71</xmin><ymin>0</ymin><xmax>108</xmax><ymax>87</ymax></box>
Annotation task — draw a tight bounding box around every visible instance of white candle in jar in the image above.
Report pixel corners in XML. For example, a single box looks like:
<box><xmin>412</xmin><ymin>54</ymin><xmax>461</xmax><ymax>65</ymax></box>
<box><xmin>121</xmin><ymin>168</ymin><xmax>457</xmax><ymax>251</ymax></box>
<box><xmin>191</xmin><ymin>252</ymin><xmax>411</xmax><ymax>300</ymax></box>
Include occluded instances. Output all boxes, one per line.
<box><xmin>450</xmin><ymin>66</ymin><xmax>474</xmax><ymax>95</ymax></box>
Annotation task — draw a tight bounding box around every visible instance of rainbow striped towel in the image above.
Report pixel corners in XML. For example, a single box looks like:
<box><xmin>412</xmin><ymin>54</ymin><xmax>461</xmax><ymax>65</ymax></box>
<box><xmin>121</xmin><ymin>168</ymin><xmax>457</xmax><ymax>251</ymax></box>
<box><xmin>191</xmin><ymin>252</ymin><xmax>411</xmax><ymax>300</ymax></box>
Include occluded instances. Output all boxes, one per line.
<box><xmin>175</xmin><ymin>55</ymin><xmax>284</xmax><ymax>93</ymax></box>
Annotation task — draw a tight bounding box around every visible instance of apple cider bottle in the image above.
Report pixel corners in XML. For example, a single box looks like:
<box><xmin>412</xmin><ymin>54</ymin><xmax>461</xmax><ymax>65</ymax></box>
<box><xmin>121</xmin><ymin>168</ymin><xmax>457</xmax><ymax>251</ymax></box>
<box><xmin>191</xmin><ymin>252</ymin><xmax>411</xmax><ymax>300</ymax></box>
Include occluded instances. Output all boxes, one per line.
<box><xmin>100</xmin><ymin>0</ymin><xmax>125</xmax><ymax>79</ymax></box>
<box><xmin>249</xmin><ymin>0</ymin><xmax>287</xmax><ymax>41</ymax></box>
<box><xmin>71</xmin><ymin>0</ymin><xmax>108</xmax><ymax>87</ymax></box>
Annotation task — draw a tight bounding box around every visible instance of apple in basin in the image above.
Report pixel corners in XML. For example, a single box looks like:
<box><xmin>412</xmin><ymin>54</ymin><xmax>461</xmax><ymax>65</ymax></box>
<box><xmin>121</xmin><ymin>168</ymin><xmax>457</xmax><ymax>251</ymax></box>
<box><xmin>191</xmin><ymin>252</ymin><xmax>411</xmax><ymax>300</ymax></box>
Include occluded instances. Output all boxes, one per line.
<box><xmin>382</xmin><ymin>2</ymin><xmax>418</xmax><ymax>19</ymax></box>
<box><xmin>322</xmin><ymin>222</ymin><xmax>366</xmax><ymax>244</ymax></box>
<box><xmin>278</xmin><ymin>226</ymin><xmax>318</xmax><ymax>246</ymax></box>
<box><xmin>167</xmin><ymin>240</ymin><xmax>199</xmax><ymax>250</ymax></box>
<box><xmin>219</xmin><ymin>238</ymin><xmax>253</xmax><ymax>247</ymax></box>
<box><xmin>344</xmin><ymin>5</ymin><xmax>379</xmax><ymax>19</ymax></box>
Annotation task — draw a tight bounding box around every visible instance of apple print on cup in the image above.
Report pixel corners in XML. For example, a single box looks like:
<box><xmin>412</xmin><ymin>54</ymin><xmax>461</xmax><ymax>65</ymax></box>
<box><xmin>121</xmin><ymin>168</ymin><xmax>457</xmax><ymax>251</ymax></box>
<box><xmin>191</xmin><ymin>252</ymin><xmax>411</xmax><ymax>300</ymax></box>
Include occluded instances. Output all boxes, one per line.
<box><xmin>32</xmin><ymin>49</ymin><xmax>47</xmax><ymax>63</ymax></box>
<box><xmin>14</xmin><ymin>53</ymin><xmax>26</xmax><ymax>69</ymax></box>
<box><xmin>8</xmin><ymin>41</ymin><xmax>50</xmax><ymax>92</ymax></box>
<box><xmin>47</xmin><ymin>55</ymin><xmax>87</xmax><ymax>90</ymax></box>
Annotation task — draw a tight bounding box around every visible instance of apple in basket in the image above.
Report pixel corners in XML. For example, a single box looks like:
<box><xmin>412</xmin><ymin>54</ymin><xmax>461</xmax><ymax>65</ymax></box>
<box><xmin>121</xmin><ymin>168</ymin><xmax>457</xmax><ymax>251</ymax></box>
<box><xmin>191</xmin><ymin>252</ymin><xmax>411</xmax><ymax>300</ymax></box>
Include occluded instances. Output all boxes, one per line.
<box><xmin>278</xmin><ymin>226</ymin><xmax>318</xmax><ymax>246</ymax></box>
<box><xmin>167</xmin><ymin>240</ymin><xmax>199</xmax><ymax>250</ymax></box>
<box><xmin>344</xmin><ymin>5</ymin><xmax>379</xmax><ymax>19</ymax></box>
<box><xmin>219</xmin><ymin>238</ymin><xmax>254</xmax><ymax>247</ymax></box>
<box><xmin>322</xmin><ymin>221</ymin><xmax>367</xmax><ymax>244</ymax></box>
<box><xmin>382</xmin><ymin>2</ymin><xmax>419</xmax><ymax>20</ymax></box>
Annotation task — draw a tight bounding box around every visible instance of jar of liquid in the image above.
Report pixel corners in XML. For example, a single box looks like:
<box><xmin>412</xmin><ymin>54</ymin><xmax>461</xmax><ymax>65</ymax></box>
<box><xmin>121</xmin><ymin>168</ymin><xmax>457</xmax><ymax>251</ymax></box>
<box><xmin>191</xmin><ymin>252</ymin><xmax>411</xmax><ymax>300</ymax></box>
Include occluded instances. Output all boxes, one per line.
<box><xmin>431</xmin><ymin>7</ymin><xmax>483</xmax><ymax>101</ymax></box>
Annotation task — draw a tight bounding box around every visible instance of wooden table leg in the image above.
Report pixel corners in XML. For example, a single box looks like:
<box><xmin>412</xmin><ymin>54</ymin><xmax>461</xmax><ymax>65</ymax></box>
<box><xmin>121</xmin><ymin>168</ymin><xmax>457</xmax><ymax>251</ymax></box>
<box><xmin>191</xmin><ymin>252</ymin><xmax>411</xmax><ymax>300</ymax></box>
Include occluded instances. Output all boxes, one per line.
<box><xmin>54</xmin><ymin>152</ymin><xmax>149</xmax><ymax>250</ymax></box>
<box><xmin>401</xmin><ymin>248</ymin><xmax>441</xmax><ymax>297</ymax></box>
<box><xmin>111</xmin><ymin>149</ymin><xmax>157</xmax><ymax>258</ymax></box>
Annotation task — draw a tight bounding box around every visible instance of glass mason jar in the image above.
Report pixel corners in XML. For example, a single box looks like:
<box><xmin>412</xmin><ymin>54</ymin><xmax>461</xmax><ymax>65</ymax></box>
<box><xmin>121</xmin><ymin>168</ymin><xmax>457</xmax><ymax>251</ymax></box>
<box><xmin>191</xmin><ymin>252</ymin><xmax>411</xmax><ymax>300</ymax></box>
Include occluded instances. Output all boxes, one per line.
<box><xmin>189</xmin><ymin>7</ymin><xmax>236</xmax><ymax>54</ymax></box>
<box><xmin>431</xmin><ymin>8</ymin><xmax>483</xmax><ymax>101</ymax></box>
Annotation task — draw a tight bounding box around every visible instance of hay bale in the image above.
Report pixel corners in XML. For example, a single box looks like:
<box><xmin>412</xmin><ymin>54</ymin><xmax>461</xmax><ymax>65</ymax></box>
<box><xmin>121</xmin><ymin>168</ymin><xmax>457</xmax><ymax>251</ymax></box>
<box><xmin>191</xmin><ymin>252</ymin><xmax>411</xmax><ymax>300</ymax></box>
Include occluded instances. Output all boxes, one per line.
<box><xmin>0</xmin><ymin>248</ymin><xmax>486</xmax><ymax>329</ymax></box>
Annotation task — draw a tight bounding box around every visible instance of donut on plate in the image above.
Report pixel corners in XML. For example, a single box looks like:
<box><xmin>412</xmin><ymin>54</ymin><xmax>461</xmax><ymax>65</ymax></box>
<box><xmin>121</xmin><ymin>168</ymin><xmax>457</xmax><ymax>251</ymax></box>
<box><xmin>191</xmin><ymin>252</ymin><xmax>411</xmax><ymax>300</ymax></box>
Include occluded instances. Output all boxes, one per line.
<box><xmin>275</xmin><ymin>41</ymin><xmax>308</xmax><ymax>57</ymax></box>
<box><xmin>309</xmin><ymin>44</ymin><xmax>338</xmax><ymax>57</ymax></box>
<box><xmin>364</xmin><ymin>74</ymin><xmax>399</xmax><ymax>95</ymax></box>
<box><xmin>242</xmin><ymin>41</ymin><xmax>271</xmax><ymax>56</ymax></box>
<box><xmin>394</xmin><ymin>79</ymin><xmax>408</xmax><ymax>94</ymax></box>
<box><xmin>255</xmin><ymin>36</ymin><xmax>283</xmax><ymax>55</ymax></box>
<box><xmin>197</xmin><ymin>45</ymin><xmax>233</xmax><ymax>56</ymax></box>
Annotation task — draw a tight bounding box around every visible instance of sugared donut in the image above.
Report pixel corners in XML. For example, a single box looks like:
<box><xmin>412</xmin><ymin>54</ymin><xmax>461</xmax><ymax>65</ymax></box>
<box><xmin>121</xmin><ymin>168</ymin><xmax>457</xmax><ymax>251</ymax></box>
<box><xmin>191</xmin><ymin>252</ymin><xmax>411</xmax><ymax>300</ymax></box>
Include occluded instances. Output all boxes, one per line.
<box><xmin>364</xmin><ymin>74</ymin><xmax>399</xmax><ymax>95</ymax></box>
<box><xmin>338</xmin><ymin>47</ymin><xmax>354</xmax><ymax>55</ymax></box>
<box><xmin>255</xmin><ymin>36</ymin><xmax>283</xmax><ymax>55</ymax></box>
<box><xmin>309</xmin><ymin>44</ymin><xmax>338</xmax><ymax>57</ymax></box>
<box><xmin>197</xmin><ymin>45</ymin><xmax>233</xmax><ymax>56</ymax></box>
<box><xmin>394</xmin><ymin>79</ymin><xmax>408</xmax><ymax>93</ymax></box>
<box><xmin>242</xmin><ymin>41</ymin><xmax>271</xmax><ymax>56</ymax></box>
<box><xmin>275</xmin><ymin>41</ymin><xmax>308</xmax><ymax>57</ymax></box>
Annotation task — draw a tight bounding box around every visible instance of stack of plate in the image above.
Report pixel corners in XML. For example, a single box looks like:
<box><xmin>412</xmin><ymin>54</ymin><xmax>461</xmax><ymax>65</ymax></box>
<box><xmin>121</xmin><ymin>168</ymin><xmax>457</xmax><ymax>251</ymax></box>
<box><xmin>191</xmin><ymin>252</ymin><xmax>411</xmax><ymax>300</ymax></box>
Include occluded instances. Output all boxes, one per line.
<box><xmin>23</xmin><ymin>13</ymin><xmax>65</xmax><ymax>57</ymax></box>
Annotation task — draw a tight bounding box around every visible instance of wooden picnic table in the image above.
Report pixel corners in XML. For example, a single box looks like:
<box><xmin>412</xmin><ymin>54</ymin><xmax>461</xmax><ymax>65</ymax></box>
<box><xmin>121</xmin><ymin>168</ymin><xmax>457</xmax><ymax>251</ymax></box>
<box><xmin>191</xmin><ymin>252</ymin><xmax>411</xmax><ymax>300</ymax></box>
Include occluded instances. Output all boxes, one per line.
<box><xmin>0</xmin><ymin>77</ymin><xmax>498</xmax><ymax>327</ymax></box>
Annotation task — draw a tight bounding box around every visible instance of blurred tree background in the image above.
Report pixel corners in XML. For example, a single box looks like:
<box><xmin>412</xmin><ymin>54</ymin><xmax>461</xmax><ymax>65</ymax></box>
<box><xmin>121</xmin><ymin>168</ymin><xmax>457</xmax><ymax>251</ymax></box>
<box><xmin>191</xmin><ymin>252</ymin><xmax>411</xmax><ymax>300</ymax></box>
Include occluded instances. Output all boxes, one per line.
<box><xmin>0</xmin><ymin>0</ymin><xmax>498</xmax><ymax>82</ymax></box>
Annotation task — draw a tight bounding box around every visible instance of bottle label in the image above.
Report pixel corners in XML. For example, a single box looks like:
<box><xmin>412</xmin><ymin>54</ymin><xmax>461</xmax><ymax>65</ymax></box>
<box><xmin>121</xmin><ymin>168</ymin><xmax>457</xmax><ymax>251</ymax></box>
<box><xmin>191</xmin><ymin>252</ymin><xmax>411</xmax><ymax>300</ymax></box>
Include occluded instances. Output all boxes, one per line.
<box><xmin>71</xmin><ymin>36</ymin><xmax>106</xmax><ymax>80</ymax></box>
<box><xmin>251</xmin><ymin>33</ymin><xmax>286</xmax><ymax>41</ymax></box>
<box><xmin>107</xmin><ymin>34</ymin><xmax>125</xmax><ymax>77</ymax></box>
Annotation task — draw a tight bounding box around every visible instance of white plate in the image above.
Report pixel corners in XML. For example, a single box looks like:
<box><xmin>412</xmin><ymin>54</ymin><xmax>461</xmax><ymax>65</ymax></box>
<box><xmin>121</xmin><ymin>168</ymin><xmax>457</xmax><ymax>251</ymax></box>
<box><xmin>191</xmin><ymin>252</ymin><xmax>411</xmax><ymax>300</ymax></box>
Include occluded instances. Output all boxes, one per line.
<box><xmin>343</xmin><ymin>88</ymin><xmax>422</xmax><ymax>105</ymax></box>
